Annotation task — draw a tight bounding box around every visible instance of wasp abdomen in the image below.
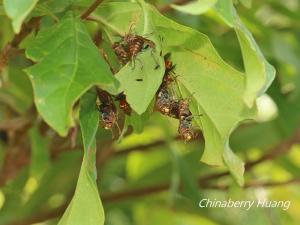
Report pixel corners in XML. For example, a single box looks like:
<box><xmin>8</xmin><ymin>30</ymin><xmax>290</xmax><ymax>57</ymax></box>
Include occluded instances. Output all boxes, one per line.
<box><xmin>112</xmin><ymin>42</ymin><xmax>129</xmax><ymax>64</ymax></box>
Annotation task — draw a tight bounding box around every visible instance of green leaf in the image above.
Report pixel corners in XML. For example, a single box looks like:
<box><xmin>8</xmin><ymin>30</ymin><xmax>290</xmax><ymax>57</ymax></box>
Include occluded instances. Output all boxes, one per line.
<box><xmin>98</xmin><ymin>2</ymin><xmax>256</xmax><ymax>185</ymax></box>
<box><xmin>213</xmin><ymin>0</ymin><xmax>235</xmax><ymax>27</ymax></box>
<box><xmin>58</xmin><ymin>90</ymin><xmax>105</xmax><ymax>225</ymax></box>
<box><xmin>3</xmin><ymin>0</ymin><xmax>39</xmax><ymax>33</ymax></box>
<box><xmin>234</xmin><ymin>18</ymin><xmax>276</xmax><ymax>107</ymax></box>
<box><xmin>79</xmin><ymin>89</ymin><xmax>99</xmax><ymax>152</ymax></box>
<box><xmin>171</xmin><ymin>0</ymin><xmax>217</xmax><ymax>15</ymax></box>
<box><xmin>115</xmin><ymin>49</ymin><xmax>164</xmax><ymax>114</ymax></box>
<box><xmin>25</xmin><ymin>13</ymin><xmax>119</xmax><ymax>136</ymax></box>
<box><xmin>174</xmin><ymin>0</ymin><xmax>276</xmax><ymax>108</ymax></box>
<box><xmin>29</xmin><ymin>125</ymin><xmax>50</xmax><ymax>181</ymax></box>
<box><xmin>213</xmin><ymin>1</ymin><xmax>276</xmax><ymax>106</ymax></box>
<box><xmin>125</xmin><ymin>108</ymin><xmax>152</xmax><ymax>134</ymax></box>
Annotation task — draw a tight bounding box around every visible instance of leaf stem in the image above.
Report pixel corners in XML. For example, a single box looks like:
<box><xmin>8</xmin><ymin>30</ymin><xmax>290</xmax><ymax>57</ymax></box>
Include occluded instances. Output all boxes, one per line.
<box><xmin>88</xmin><ymin>15</ymin><xmax>124</xmax><ymax>37</ymax></box>
<box><xmin>80</xmin><ymin>0</ymin><xmax>104</xmax><ymax>20</ymax></box>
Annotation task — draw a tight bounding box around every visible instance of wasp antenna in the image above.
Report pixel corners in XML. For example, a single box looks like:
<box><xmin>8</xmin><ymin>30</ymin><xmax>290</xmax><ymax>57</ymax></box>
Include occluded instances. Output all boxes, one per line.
<box><xmin>135</xmin><ymin>58</ymin><xmax>144</xmax><ymax>70</ymax></box>
<box><xmin>128</xmin><ymin>22</ymin><xmax>136</xmax><ymax>34</ymax></box>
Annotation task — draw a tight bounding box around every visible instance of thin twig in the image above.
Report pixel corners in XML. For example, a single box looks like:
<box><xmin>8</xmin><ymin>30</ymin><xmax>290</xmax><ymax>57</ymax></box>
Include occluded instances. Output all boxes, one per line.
<box><xmin>113</xmin><ymin>133</ymin><xmax>203</xmax><ymax>156</ymax></box>
<box><xmin>102</xmin><ymin>178</ymin><xmax>300</xmax><ymax>202</ymax></box>
<box><xmin>8</xmin><ymin>202</ymin><xmax>70</xmax><ymax>225</ymax></box>
<box><xmin>80</xmin><ymin>0</ymin><xmax>104</xmax><ymax>20</ymax></box>
<box><xmin>0</xmin><ymin>115</ymin><xmax>33</xmax><ymax>131</ymax></box>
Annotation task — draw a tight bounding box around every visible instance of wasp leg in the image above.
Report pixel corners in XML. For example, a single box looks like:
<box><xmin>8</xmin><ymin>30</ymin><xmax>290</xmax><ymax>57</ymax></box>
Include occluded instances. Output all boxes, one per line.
<box><xmin>130</xmin><ymin>59</ymin><xmax>135</xmax><ymax>70</ymax></box>
<box><xmin>130</xmin><ymin>57</ymin><xmax>143</xmax><ymax>70</ymax></box>
<box><xmin>135</xmin><ymin>57</ymin><xmax>144</xmax><ymax>70</ymax></box>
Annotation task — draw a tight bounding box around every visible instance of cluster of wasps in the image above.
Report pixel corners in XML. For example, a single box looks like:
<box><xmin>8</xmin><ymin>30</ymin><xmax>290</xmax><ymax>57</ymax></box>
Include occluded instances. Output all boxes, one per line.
<box><xmin>97</xmin><ymin>27</ymin><xmax>198</xmax><ymax>141</ymax></box>
<box><xmin>97</xmin><ymin>28</ymin><xmax>153</xmax><ymax>132</ymax></box>
<box><xmin>155</xmin><ymin>53</ymin><xmax>198</xmax><ymax>141</ymax></box>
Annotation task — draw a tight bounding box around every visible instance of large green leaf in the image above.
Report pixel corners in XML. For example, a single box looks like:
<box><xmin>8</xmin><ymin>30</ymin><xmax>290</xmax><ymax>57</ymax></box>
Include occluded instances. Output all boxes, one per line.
<box><xmin>3</xmin><ymin>0</ymin><xmax>38</xmax><ymax>33</ymax></box>
<box><xmin>25</xmin><ymin>13</ymin><xmax>119</xmax><ymax>136</ymax></box>
<box><xmin>58</xmin><ymin>90</ymin><xmax>105</xmax><ymax>225</ymax></box>
<box><xmin>97</xmin><ymin>2</ymin><xmax>256</xmax><ymax>185</ymax></box>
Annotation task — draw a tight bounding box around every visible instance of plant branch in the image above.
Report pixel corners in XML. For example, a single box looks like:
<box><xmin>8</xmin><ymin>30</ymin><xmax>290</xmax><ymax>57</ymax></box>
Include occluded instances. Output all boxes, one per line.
<box><xmin>102</xmin><ymin>177</ymin><xmax>300</xmax><ymax>202</ymax></box>
<box><xmin>10</xmin><ymin>177</ymin><xmax>300</xmax><ymax>225</ymax></box>
<box><xmin>8</xmin><ymin>127</ymin><xmax>300</xmax><ymax>224</ymax></box>
<box><xmin>80</xmin><ymin>0</ymin><xmax>104</xmax><ymax>20</ymax></box>
<box><xmin>0</xmin><ymin>114</ymin><xmax>34</xmax><ymax>131</ymax></box>
<box><xmin>113</xmin><ymin>131</ymin><xmax>203</xmax><ymax>156</ymax></box>
<box><xmin>8</xmin><ymin>202</ymin><xmax>70</xmax><ymax>225</ymax></box>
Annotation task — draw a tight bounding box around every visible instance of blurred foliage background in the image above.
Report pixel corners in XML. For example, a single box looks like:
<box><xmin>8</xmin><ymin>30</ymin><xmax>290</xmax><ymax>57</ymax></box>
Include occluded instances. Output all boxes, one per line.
<box><xmin>0</xmin><ymin>0</ymin><xmax>300</xmax><ymax>225</ymax></box>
